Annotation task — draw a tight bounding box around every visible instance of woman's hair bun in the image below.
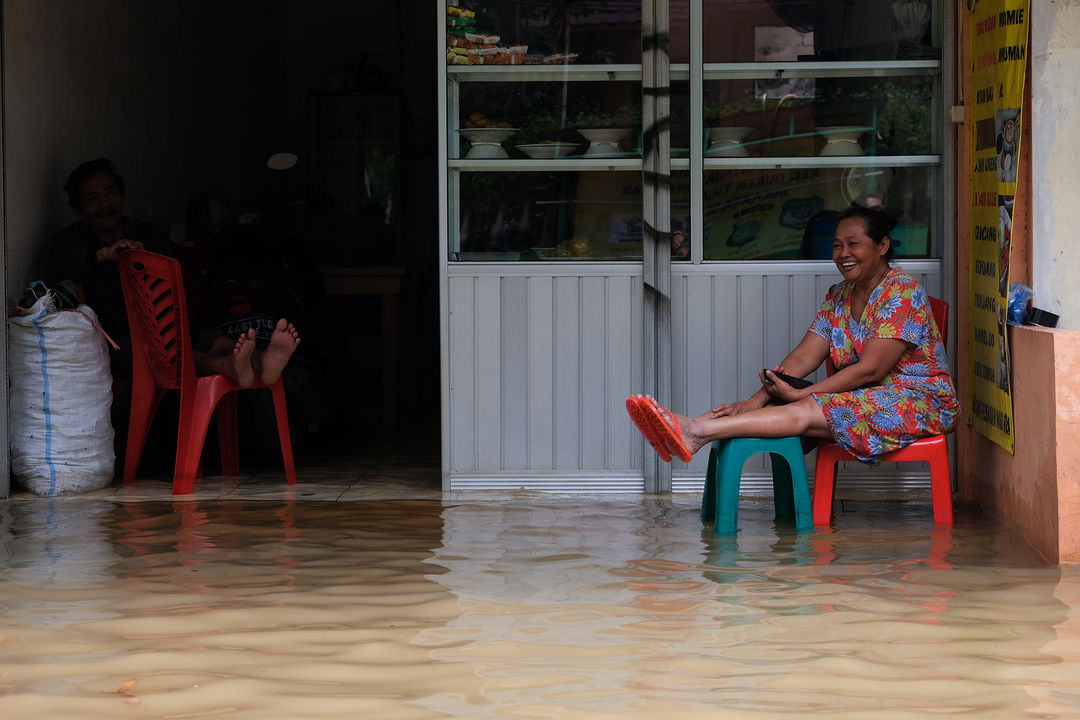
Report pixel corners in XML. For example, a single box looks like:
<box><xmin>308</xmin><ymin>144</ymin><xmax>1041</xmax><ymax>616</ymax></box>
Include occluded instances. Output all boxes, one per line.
<box><xmin>839</xmin><ymin>203</ymin><xmax>897</xmax><ymax>242</ymax></box>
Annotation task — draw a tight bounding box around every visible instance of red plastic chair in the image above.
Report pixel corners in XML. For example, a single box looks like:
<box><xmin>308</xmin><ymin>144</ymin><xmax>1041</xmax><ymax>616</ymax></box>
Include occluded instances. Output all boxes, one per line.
<box><xmin>117</xmin><ymin>250</ymin><xmax>296</xmax><ymax>495</ymax></box>
<box><xmin>812</xmin><ymin>297</ymin><xmax>952</xmax><ymax>525</ymax></box>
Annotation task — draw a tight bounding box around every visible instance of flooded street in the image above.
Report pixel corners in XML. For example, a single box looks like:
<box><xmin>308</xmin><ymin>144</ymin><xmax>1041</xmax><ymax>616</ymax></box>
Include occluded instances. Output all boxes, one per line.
<box><xmin>2</xmin><ymin>494</ymin><xmax>1080</xmax><ymax>718</ymax></box>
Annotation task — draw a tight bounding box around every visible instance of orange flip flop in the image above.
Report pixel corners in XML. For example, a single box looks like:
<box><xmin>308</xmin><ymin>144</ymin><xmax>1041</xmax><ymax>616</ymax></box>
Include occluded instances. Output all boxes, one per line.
<box><xmin>625</xmin><ymin>395</ymin><xmax>672</xmax><ymax>462</ymax></box>
<box><xmin>638</xmin><ymin>396</ymin><xmax>693</xmax><ymax>463</ymax></box>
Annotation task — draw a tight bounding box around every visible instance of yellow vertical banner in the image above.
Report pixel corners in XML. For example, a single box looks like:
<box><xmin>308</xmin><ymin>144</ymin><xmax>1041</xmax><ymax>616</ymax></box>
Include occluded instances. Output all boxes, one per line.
<box><xmin>967</xmin><ymin>0</ymin><xmax>1029</xmax><ymax>453</ymax></box>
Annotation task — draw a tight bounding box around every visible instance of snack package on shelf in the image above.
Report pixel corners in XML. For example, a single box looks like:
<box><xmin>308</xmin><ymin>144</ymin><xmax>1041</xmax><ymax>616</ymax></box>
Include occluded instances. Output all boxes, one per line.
<box><xmin>446</xmin><ymin>5</ymin><xmax>476</xmax><ymax>37</ymax></box>
<box><xmin>447</xmin><ymin>5</ymin><xmax>475</xmax><ymax>19</ymax></box>
<box><xmin>447</xmin><ymin>35</ymin><xmax>502</xmax><ymax>56</ymax></box>
<box><xmin>465</xmin><ymin>32</ymin><xmax>500</xmax><ymax>44</ymax></box>
<box><xmin>543</xmin><ymin>53</ymin><xmax>579</xmax><ymax>65</ymax></box>
<box><xmin>483</xmin><ymin>52</ymin><xmax>527</xmax><ymax>65</ymax></box>
<box><xmin>466</xmin><ymin>47</ymin><xmax>500</xmax><ymax>63</ymax></box>
<box><xmin>444</xmin><ymin>6</ymin><xmax>535</xmax><ymax>66</ymax></box>
<box><xmin>447</xmin><ymin>17</ymin><xmax>476</xmax><ymax>37</ymax></box>
<box><xmin>447</xmin><ymin>47</ymin><xmax>473</xmax><ymax>65</ymax></box>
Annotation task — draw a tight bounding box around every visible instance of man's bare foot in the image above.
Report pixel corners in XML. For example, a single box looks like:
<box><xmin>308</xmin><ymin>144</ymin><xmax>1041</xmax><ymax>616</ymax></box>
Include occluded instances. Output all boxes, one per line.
<box><xmin>232</xmin><ymin>330</ymin><xmax>256</xmax><ymax>388</ymax></box>
<box><xmin>258</xmin><ymin>318</ymin><xmax>300</xmax><ymax>385</ymax></box>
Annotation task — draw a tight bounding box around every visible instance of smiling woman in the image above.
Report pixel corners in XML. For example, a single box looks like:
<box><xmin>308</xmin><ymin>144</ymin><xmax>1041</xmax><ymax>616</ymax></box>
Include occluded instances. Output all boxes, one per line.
<box><xmin>832</xmin><ymin>204</ymin><xmax>896</xmax><ymax>319</ymax></box>
<box><xmin>627</xmin><ymin>203</ymin><xmax>957</xmax><ymax>466</ymax></box>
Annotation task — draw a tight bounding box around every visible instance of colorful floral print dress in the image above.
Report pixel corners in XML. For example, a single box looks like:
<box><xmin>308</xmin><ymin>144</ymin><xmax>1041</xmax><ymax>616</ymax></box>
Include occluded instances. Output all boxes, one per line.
<box><xmin>808</xmin><ymin>269</ymin><xmax>958</xmax><ymax>463</ymax></box>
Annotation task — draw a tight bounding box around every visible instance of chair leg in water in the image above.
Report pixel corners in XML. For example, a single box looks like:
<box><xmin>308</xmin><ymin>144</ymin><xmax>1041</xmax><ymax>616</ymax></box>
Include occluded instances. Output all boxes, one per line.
<box><xmin>700</xmin><ymin>436</ymin><xmax>813</xmax><ymax>535</ymax></box>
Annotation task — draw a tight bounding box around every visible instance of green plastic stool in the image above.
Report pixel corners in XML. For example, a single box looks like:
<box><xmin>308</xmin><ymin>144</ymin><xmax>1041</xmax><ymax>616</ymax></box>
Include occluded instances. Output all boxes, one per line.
<box><xmin>700</xmin><ymin>436</ymin><xmax>813</xmax><ymax>535</ymax></box>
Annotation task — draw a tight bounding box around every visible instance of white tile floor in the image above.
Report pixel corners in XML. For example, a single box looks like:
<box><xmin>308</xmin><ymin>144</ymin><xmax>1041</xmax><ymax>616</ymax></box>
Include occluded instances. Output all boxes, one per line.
<box><xmin>4</xmin><ymin>439</ymin><xmax>448</xmax><ymax>504</ymax></box>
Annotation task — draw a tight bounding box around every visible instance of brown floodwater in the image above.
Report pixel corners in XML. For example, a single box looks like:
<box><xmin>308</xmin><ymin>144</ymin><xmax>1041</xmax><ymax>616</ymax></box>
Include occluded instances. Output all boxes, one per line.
<box><xmin>2</xmin><ymin>496</ymin><xmax>1080</xmax><ymax>719</ymax></box>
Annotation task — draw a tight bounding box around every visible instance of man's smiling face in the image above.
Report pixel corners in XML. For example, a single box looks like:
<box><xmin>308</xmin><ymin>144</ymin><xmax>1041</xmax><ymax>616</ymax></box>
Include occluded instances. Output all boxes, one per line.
<box><xmin>75</xmin><ymin>171</ymin><xmax>124</xmax><ymax>235</ymax></box>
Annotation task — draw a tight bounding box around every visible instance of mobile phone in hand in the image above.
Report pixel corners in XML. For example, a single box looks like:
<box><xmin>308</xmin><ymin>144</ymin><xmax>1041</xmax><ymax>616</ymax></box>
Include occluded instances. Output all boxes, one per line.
<box><xmin>761</xmin><ymin>369</ymin><xmax>814</xmax><ymax>389</ymax></box>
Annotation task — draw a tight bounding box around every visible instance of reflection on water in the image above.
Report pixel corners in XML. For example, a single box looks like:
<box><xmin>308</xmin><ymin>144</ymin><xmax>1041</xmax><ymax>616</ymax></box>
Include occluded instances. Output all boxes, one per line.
<box><xmin>2</xmin><ymin>497</ymin><xmax>1080</xmax><ymax>718</ymax></box>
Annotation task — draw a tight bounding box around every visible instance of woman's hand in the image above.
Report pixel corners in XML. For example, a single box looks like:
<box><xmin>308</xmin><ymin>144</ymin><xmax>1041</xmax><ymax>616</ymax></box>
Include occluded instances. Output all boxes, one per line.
<box><xmin>710</xmin><ymin>394</ymin><xmax>768</xmax><ymax>418</ymax></box>
<box><xmin>761</xmin><ymin>372</ymin><xmax>810</xmax><ymax>403</ymax></box>
<box><xmin>759</xmin><ymin>364</ymin><xmax>812</xmax><ymax>402</ymax></box>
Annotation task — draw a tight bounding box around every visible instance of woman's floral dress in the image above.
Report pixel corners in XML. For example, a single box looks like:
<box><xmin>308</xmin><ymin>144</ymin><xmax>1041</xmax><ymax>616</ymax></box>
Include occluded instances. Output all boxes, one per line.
<box><xmin>808</xmin><ymin>269</ymin><xmax>958</xmax><ymax>463</ymax></box>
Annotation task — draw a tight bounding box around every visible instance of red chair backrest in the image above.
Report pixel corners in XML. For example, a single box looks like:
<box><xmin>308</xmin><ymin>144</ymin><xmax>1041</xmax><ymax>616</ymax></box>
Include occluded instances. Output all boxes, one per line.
<box><xmin>117</xmin><ymin>250</ymin><xmax>195</xmax><ymax>391</ymax></box>
<box><xmin>928</xmin><ymin>296</ymin><xmax>948</xmax><ymax>352</ymax></box>
<box><xmin>826</xmin><ymin>296</ymin><xmax>949</xmax><ymax>376</ymax></box>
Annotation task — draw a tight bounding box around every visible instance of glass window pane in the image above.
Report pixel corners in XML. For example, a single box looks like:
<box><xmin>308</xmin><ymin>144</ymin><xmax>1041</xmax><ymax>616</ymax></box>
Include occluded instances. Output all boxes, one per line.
<box><xmin>699</xmin><ymin>166</ymin><xmax>934</xmax><ymax>260</ymax></box>
<box><xmin>448</xmin><ymin>2</ymin><xmax>641</xmax><ymax>66</ymax></box>
<box><xmin>452</xmin><ymin>81</ymin><xmax>642</xmax><ymax>159</ymax></box>
<box><xmin>672</xmin><ymin>170</ymin><xmax>692</xmax><ymax>260</ymax></box>
<box><xmin>671</xmin><ymin>80</ymin><xmax>693</xmax><ymax>158</ymax></box>
<box><xmin>454</xmin><ymin>171</ymin><xmax>644</xmax><ymax>261</ymax></box>
<box><xmin>444</xmin><ymin>2</ymin><xmax>943</xmax><ymax>263</ymax></box>
<box><xmin>670</xmin><ymin>0</ymin><xmax>691</xmax><ymax>64</ymax></box>
<box><xmin>699</xmin><ymin>0</ymin><xmax>937</xmax><ymax>64</ymax></box>
<box><xmin>703</xmin><ymin>75</ymin><xmax>936</xmax><ymax>158</ymax></box>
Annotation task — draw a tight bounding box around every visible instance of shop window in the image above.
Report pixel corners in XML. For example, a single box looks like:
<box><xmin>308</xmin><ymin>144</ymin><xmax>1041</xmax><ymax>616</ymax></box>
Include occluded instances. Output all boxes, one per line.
<box><xmin>444</xmin><ymin>0</ymin><xmax>942</xmax><ymax>262</ymax></box>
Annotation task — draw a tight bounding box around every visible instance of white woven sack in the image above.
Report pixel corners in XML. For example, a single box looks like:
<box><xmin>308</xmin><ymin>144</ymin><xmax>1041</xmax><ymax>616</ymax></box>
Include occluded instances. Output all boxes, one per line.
<box><xmin>8</xmin><ymin>296</ymin><xmax>115</xmax><ymax>495</ymax></box>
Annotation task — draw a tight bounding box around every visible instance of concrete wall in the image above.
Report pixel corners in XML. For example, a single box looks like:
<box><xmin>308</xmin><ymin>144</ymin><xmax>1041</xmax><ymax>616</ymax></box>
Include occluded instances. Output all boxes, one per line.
<box><xmin>956</xmin><ymin>1</ymin><xmax>1080</xmax><ymax>564</ymax></box>
<box><xmin>2</xmin><ymin>0</ymin><xmax>288</xmax><ymax>298</ymax></box>
<box><xmin>961</xmin><ymin>326</ymin><xmax>1080</xmax><ymax>564</ymax></box>
<box><xmin>1031</xmin><ymin>0</ymin><xmax>1080</xmax><ymax>330</ymax></box>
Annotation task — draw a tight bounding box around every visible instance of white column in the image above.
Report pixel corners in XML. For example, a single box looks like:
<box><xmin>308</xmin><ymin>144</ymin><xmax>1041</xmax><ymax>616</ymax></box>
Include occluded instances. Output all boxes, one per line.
<box><xmin>1031</xmin><ymin>2</ymin><xmax>1080</xmax><ymax>330</ymax></box>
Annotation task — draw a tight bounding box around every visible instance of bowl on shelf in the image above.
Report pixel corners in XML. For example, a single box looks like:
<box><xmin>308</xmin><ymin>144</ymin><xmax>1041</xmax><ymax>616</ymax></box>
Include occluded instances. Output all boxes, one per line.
<box><xmin>459</xmin><ymin>127</ymin><xmax>518</xmax><ymax>159</ymax></box>
<box><xmin>454</xmin><ymin>251</ymin><xmax>521</xmax><ymax>261</ymax></box>
<box><xmin>706</xmin><ymin>126</ymin><xmax>754</xmax><ymax>157</ymax></box>
<box><xmin>576</xmin><ymin>128</ymin><xmax>632</xmax><ymax>156</ymax></box>
<box><xmin>815</xmin><ymin>126</ymin><xmax>867</xmax><ymax>156</ymax></box>
<box><xmin>515</xmin><ymin>142</ymin><xmax>578</xmax><ymax>159</ymax></box>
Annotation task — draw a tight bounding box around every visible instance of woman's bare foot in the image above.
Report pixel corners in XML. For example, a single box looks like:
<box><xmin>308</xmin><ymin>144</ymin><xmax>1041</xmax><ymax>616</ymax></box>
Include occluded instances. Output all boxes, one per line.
<box><xmin>646</xmin><ymin>396</ymin><xmax>708</xmax><ymax>458</ymax></box>
<box><xmin>258</xmin><ymin>318</ymin><xmax>300</xmax><ymax>385</ymax></box>
<box><xmin>231</xmin><ymin>330</ymin><xmax>256</xmax><ymax>388</ymax></box>
<box><xmin>669</xmin><ymin>409</ymin><xmax>709</xmax><ymax>456</ymax></box>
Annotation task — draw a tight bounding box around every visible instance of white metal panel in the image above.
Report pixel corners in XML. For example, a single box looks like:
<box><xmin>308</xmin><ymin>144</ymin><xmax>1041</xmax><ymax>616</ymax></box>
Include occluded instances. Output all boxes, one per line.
<box><xmin>526</xmin><ymin>277</ymin><xmax>556</xmax><ymax>471</ymax></box>
<box><xmin>500</xmin><ymin>276</ymin><xmax>529</xmax><ymax>472</ymax></box>
<box><xmin>709</xmin><ymin>275</ymin><xmax>740</xmax><ymax>409</ymax></box>
<box><xmin>451</xmin><ymin>476</ymin><xmax>646</xmax><ymax>493</ymax></box>
<box><xmin>475</xmin><ymin>276</ymin><xmax>503</xmax><ymax>470</ymax></box>
<box><xmin>735</xmin><ymin>275</ymin><xmax>767</xmax><ymax>446</ymax></box>
<box><xmin>678</xmin><ymin>274</ymin><xmax>715</xmax><ymax>427</ymax></box>
<box><xmin>579</xmin><ymin>279</ymin><xmax>609</xmax><ymax>469</ymax></box>
<box><xmin>763</xmin><ymin>275</ymin><xmax>794</xmax><ymax>370</ymax></box>
<box><xmin>447</xmin><ymin>278</ymin><xmax>476</xmax><ymax>472</ymax></box>
<box><xmin>552</xmin><ymin>276</ymin><xmax>583</xmax><ymax>470</ymax></box>
<box><xmin>446</xmin><ymin>261</ymin><xmax>942</xmax><ymax>492</ymax></box>
<box><xmin>605</xmin><ymin>274</ymin><xmax>642</xmax><ymax>470</ymax></box>
<box><xmin>448</xmin><ymin>265</ymin><xmax>643</xmax><ymax>481</ymax></box>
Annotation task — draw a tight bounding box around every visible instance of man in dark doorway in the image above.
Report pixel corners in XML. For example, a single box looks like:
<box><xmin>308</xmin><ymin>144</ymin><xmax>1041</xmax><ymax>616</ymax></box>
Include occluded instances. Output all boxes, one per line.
<box><xmin>51</xmin><ymin>157</ymin><xmax>173</xmax><ymax>376</ymax></box>
<box><xmin>50</xmin><ymin>157</ymin><xmax>301</xmax><ymax>385</ymax></box>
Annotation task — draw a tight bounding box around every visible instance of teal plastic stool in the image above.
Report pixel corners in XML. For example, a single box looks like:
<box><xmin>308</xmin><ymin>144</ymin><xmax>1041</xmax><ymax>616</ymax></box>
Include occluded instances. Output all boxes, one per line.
<box><xmin>700</xmin><ymin>437</ymin><xmax>813</xmax><ymax>535</ymax></box>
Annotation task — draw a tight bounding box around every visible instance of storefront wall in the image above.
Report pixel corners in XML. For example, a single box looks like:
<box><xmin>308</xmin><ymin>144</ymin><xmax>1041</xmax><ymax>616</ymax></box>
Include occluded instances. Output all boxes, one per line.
<box><xmin>958</xmin><ymin>0</ymin><xmax>1080</xmax><ymax>564</ymax></box>
<box><xmin>1030</xmin><ymin>2</ymin><xmax>1080</xmax><ymax>330</ymax></box>
<box><xmin>446</xmin><ymin>261</ymin><xmax>943</xmax><ymax>492</ymax></box>
<box><xmin>440</xmin><ymin>0</ymin><xmax>952</xmax><ymax>492</ymax></box>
